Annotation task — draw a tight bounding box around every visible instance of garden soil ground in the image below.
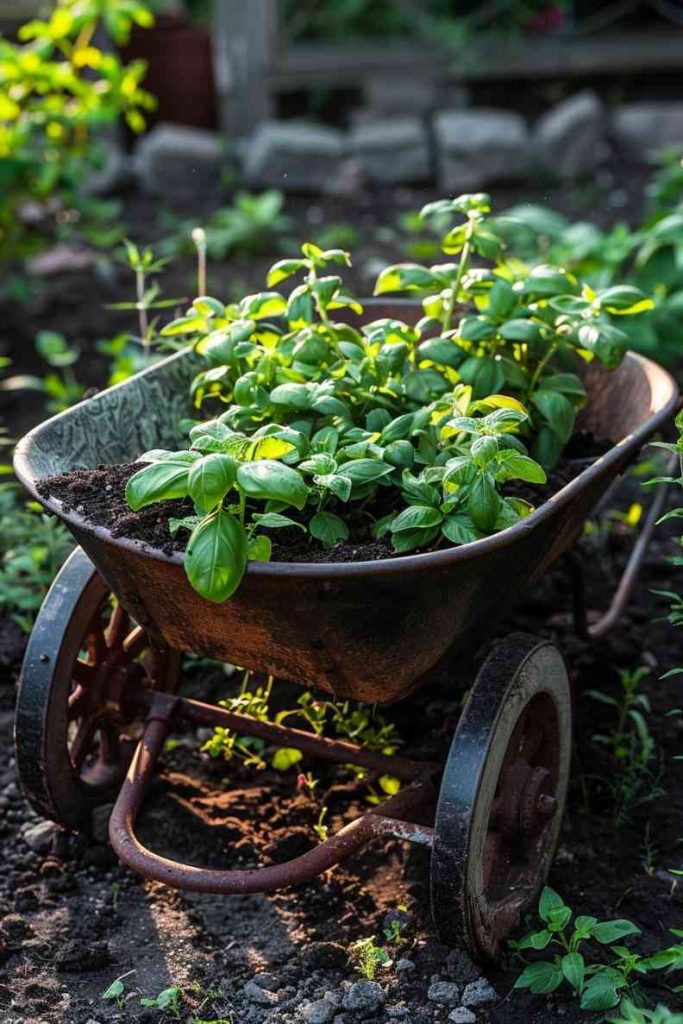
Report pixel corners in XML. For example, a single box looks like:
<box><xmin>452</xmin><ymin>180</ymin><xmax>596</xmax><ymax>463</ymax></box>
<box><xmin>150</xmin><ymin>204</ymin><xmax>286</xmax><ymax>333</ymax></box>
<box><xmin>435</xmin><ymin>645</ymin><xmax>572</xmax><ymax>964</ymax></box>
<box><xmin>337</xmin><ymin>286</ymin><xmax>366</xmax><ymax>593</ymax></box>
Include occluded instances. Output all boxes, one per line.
<box><xmin>2</xmin><ymin>176</ymin><xmax>683</xmax><ymax>1023</ymax></box>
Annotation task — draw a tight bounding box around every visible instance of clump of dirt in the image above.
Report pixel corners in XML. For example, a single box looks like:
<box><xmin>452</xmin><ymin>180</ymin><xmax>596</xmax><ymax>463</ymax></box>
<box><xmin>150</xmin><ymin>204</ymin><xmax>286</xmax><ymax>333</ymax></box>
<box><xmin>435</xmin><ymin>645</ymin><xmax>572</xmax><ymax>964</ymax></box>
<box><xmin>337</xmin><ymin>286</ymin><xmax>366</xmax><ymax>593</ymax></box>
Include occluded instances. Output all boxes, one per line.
<box><xmin>37</xmin><ymin>431</ymin><xmax>610</xmax><ymax>563</ymax></box>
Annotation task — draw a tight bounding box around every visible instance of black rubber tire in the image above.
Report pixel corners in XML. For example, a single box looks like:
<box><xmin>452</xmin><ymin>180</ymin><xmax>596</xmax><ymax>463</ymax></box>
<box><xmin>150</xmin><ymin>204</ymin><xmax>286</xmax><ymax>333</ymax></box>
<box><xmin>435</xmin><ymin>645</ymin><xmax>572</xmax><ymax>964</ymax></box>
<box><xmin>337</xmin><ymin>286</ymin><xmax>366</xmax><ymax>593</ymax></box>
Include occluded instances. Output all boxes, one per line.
<box><xmin>430</xmin><ymin>633</ymin><xmax>571</xmax><ymax>962</ymax></box>
<box><xmin>14</xmin><ymin>548</ymin><xmax>181</xmax><ymax>831</ymax></box>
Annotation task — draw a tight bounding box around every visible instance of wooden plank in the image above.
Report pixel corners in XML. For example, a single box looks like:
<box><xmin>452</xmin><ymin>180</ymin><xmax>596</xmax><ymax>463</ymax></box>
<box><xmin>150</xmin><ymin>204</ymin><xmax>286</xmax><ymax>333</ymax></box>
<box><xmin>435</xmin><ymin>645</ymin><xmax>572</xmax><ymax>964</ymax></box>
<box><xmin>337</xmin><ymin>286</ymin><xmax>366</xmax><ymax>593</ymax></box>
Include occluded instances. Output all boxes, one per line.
<box><xmin>212</xmin><ymin>0</ymin><xmax>279</xmax><ymax>136</ymax></box>
<box><xmin>269</xmin><ymin>28</ymin><xmax>683</xmax><ymax>90</ymax></box>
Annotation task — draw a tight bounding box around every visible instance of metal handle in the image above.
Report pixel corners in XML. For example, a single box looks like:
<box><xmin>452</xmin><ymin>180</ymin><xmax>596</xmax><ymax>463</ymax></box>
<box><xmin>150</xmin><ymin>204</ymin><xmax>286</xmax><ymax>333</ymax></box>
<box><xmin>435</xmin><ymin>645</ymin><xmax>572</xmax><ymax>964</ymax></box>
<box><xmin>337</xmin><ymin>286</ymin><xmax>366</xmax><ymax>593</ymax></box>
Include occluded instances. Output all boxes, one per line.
<box><xmin>109</xmin><ymin>696</ymin><xmax>435</xmax><ymax>894</ymax></box>
<box><xmin>569</xmin><ymin>457</ymin><xmax>675</xmax><ymax>640</ymax></box>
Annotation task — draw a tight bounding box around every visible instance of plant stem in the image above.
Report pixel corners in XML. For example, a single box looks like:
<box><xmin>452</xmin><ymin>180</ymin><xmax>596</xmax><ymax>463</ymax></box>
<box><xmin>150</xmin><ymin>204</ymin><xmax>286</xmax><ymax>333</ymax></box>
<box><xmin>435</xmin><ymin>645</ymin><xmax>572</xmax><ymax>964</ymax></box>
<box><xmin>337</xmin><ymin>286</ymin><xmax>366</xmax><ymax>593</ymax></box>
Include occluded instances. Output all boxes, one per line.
<box><xmin>442</xmin><ymin>214</ymin><xmax>475</xmax><ymax>333</ymax></box>
<box><xmin>525</xmin><ymin>340</ymin><xmax>557</xmax><ymax>403</ymax></box>
<box><xmin>136</xmin><ymin>268</ymin><xmax>149</xmax><ymax>347</ymax></box>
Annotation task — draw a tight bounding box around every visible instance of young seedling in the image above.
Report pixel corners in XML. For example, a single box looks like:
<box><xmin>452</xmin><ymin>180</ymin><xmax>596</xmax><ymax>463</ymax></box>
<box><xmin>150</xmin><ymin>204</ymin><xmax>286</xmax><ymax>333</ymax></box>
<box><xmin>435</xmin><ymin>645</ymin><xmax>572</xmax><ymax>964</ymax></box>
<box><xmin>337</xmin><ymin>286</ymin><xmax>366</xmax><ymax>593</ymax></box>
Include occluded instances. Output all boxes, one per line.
<box><xmin>102</xmin><ymin>970</ymin><xmax>136</xmax><ymax>1012</ymax></box>
<box><xmin>350</xmin><ymin>937</ymin><xmax>393</xmax><ymax>981</ymax></box>
<box><xmin>141</xmin><ymin>986</ymin><xmax>183</xmax><ymax>1017</ymax></box>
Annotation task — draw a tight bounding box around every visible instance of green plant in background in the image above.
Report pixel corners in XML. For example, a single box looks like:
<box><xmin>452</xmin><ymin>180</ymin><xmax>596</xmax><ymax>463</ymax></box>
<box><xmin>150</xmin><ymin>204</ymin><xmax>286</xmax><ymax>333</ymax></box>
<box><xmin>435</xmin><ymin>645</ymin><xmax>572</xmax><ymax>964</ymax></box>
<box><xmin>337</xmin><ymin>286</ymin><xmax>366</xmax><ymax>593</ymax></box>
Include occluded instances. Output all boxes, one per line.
<box><xmin>609</xmin><ymin>1001</ymin><xmax>683</xmax><ymax>1024</ymax></box>
<box><xmin>166</xmin><ymin>191</ymin><xmax>292</xmax><ymax>262</ymax></box>
<box><xmin>0</xmin><ymin>484</ymin><xmax>74</xmax><ymax>632</ymax></box>
<box><xmin>141</xmin><ymin>986</ymin><xmax>183</xmax><ymax>1017</ymax></box>
<box><xmin>512</xmin><ymin>887</ymin><xmax>683</xmax><ymax>1012</ymax></box>
<box><xmin>119</xmin><ymin>193</ymin><xmax>653</xmax><ymax>604</ymax></box>
<box><xmin>586</xmin><ymin>665</ymin><xmax>664</xmax><ymax>827</ymax></box>
<box><xmin>0</xmin><ymin>0</ymin><xmax>155</xmax><ymax>266</ymax></box>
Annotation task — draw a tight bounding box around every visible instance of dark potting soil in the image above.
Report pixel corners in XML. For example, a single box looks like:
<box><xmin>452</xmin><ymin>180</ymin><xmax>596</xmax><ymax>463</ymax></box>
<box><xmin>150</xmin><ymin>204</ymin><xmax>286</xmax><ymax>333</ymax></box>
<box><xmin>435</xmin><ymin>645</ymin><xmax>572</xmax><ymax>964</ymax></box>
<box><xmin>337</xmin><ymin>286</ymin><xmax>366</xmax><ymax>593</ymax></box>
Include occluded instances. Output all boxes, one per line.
<box><xmin>36</xmin><ymin>430</ymin><xmax>610</xmax><ymax>563</ymax></box>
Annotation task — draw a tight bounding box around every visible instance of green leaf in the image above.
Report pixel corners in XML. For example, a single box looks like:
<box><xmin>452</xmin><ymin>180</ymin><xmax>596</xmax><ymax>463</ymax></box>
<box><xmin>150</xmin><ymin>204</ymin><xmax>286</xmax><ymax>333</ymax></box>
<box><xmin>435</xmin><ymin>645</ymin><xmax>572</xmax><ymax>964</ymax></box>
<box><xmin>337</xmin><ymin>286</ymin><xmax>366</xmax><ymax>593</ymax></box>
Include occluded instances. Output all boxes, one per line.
<box><xmin>309</xmin><ymin>511</ymin><xmax>349</xmax><ymax>548</ymax></box>
<box><xmin>239</xmin><ymin>291</ymin><xmax>287</xmax><ymax>320</ymax></box>
<box><xmin>521</xmin><ymin>265</ymin><xmax>578</xmax><ymax>297</ymax></box>
<box><xmin>467</xmin><ymin>474</ymin><xmax>500</xmax><ymax>533</ymax></box>
<box><xmin>541</xmin><ymin>373</ymin><xmax>586</xmax><ymax>399</ymax></box>
<box><xmin>267</xmin><ymin>259</ymin><xmax>306</xmax><ymax>286</ymax></box>
<box><xmin>561</xmin><ymin>952</ymin><xmax>585</xmax><ymax>994</ymax></box>
<box><xmin>598</xmin><ymin>285</ymin><xmax>654</xmax><ymax>315</ymax></box>
<box><xmin>391</xmin><ymin>505</ymin><xmax>443</xmax><ymax>533</ymax></box>
<box><xmin>514</xmin><ymin>961</ymin><xmax>563</xmax><ymax>994</ymax></box>
<box><xmin>539</xmin><ymin>886</ymin><xmax>567</xmax><ymax>923</ymax></box>
<box><xmin>184</xmin><ymin>509</ymin><xmax>247</xmax><ymax>603</ymax></box>
<box><xmin>579</xmin><ymin>972</ymin><xmax>623</xmax><ymax>1011</ymax></box>
<box><xmin>126</xmin><ymin>460</ymin><xmax>191</xmax><ymax>511</ymax></box>
<box><xmin>532</xmin><ymin>390</ymin><xmax>575</xmax><ymax>445</ymax></box>
<box><xmin>252</xmin><ymin>512</ymin><xmax>304</xmax><ymax>530</ymax></box>
<box><xmin>340</xmin><ymin>459</ymin><xmax>394</xmax><ymax>485</ymax></box>
<box><xmin>514</xmin><ymin>929</ymin><xmax>553</xmax><ymax>951</ymax></box>
<box><xmin>271</xmin><ymin>747</ymin><xmax>303</xmax><ymax>771</ymax></box>
<box><xmin>441</xmin><ymin>513</ymin><xmax>481</xmax><ymax>545</ymax></box>
<box><xmin>270</xmin><ymin>383</ymin><xmax>312</xmax><ymax>409</ymax></box>
<box><xmin>577</xmin><ymin>323</ymin><xmax>628</xmax><ymax>369</ymax></box>
<box><xmin>248</xmin><ymin>534</ymin><xmax>272</xmax><ymax>562</ymax></box>
<box><xmin>237</xmin><ymin>461</ymin><xmax>309</xmax><ymax>510</ymax></box>
<box><xmin>253</xmin><ymin>436</ymin><xmax>296</xmax><ymax>460</ymax></box>
<box><xmin>374</xmin><ymin>263</ymin><xmax>437</xmax><ymax>295</ymax></box>
<box><xmin>590</xmin><ymin>920</ymin><xmax>641</xmax><ymax>944</ymax></box>
<box><xmin>188</xmin><ymin>453</ymin><xmax>236</xmax><ymax>514</ymax></box>
<box><xmin>496</xmin><ymin>450</ymin><xmax>547</xmax><ymax>484</ymax></box>
<box><xmin>499</xmin><ymin>318</ymin><xmax>542</xmax><ymax>343</ymax></box>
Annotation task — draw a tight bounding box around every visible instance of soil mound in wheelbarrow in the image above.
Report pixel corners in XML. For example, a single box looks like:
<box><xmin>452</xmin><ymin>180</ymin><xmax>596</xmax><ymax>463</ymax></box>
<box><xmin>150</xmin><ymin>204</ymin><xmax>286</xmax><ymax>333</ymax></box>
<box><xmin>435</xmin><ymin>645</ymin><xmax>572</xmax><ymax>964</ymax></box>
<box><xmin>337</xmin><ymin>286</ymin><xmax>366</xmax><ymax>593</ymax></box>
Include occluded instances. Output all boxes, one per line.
<box><xmin>37</xmin><ymin>431</ymin><xmax>609</xmax><ymax>563</ymax></box>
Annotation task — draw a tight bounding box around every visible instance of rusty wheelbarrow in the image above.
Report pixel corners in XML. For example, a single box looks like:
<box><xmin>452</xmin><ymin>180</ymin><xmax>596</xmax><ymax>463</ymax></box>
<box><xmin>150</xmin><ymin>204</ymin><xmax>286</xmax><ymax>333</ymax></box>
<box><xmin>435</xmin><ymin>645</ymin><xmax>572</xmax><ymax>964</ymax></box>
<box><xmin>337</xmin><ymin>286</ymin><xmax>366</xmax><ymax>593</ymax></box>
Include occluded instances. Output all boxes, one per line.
<box><xmin>12</xmin><ymin>315</ymin><xmax>678</xmax><ymax>961</ymax></box>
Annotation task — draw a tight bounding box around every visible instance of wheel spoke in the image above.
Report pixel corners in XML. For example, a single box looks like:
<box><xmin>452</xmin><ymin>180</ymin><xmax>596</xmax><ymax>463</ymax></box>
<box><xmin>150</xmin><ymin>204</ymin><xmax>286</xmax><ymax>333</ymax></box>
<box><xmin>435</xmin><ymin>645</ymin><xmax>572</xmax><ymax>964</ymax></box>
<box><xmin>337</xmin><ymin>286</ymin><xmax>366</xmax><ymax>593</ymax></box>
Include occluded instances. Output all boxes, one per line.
<box><xmin>85</xmin><ymin>620</ymin><xmax>108</xmax><ymax>664</ymax></box>
<box><xmin>70</xmin><ymin>716</ymin><xmax>98</xmax><ymax>772</ymax></box>
<box><xmin>99</xmin><ymin>720</ymin><xmax>122</xmax><ymax>765</ymax></box>
<box><xmin>123</xmin><ymin>625</ymin><xmax>147</xmax><ymax>661</ymax></box>
<box><xmin>107</xmin><ymin>603</ymin><xmax>131</xmax><ymax>649</ymax></box>
<box><xmin>68</xmin><ymin>685</ymin><xmax>87</xmax><ymax>720</ymax></box>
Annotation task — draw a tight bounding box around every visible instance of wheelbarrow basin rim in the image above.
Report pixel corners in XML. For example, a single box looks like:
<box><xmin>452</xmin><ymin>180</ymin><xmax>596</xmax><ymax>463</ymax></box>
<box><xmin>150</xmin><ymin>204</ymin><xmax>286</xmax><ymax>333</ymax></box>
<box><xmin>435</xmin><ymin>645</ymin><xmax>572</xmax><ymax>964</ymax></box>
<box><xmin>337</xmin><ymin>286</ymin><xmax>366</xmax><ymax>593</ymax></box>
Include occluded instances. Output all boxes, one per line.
<box><xmin>13</xmin><ymin>349</ymin><xmax>678</xmax><ymax>581</ymax></box>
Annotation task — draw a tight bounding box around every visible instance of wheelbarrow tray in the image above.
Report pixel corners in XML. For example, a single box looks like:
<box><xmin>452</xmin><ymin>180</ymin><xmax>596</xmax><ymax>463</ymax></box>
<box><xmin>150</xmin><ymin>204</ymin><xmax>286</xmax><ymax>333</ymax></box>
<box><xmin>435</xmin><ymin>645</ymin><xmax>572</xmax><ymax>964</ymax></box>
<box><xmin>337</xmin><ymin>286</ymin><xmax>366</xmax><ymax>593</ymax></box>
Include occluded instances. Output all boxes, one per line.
<box><xmin>14</xmin><ymin>344</ymin><xmax>678</xmax><ymax>703</ymax></box>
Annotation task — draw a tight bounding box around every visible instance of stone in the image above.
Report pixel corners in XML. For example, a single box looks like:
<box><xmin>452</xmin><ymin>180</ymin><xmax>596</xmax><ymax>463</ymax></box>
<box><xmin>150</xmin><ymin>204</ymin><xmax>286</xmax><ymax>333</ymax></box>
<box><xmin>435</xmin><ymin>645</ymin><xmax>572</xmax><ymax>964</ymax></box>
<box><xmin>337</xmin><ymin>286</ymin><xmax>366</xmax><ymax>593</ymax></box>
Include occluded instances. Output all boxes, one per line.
<box><xmin>613</xmin><ymin>102</ymin><xmax>683</xmax><ymax>160</ymax></box>
<box><xmin>135</xmin><ymin>123</ymin><xmax>225</xmax><ymax>199</ymax></box>
<box><xmin>461</xmin><ymin>978</ymin><xmax>498</xmax><ymax>1008</ymax></box>
<box><xmin>427</xmin><ymin>981</ymin><xmax>460</xmax><ymax>1006</ymax></box>
<box><xmin>433</xmin><ymin>109</ymin><xmax>529</xmax><ymax>192</ymax></box>
<box><xmin>444</xmin><ymin>949</ymin><xmax>480</xmax><ymax>986</ymax></box>
<box><xmin>84</xmin><ymin>136</ymin><xmax>132</xmax><ymax>196</ymax></box>
<box><xmin>532</xmin><ymin>90</ymin><xmax>605</xmax><ymax>179</ymax></box>
<box><xmin>449</xmin><ymin>1010</ymin><xmax>476</xmax><ymax>1024</ymax></box>
<box><xmin>395</xmin><ymin>958</ymin><xmax>416</xmax><ymax>973</ymax></box>
<box><xmin>301</xmin><ymin>998</ymin><xmax>337</xmax><ymax>1024</ymax></box>
<box><xmin>243</xmin><ymin>980</ymin><xmax>279</xmax><ymax>1006</ymax></box>
<box><xmin>22</xmin><ymin>820</ymin><xmax>58</xmax><ymax>853</ymax></box>
<box><xmin>349</xmin><ymin>117</ymin><xmax>430</xmax><ymax>185</ymax></box>
<box><xmin>243</xmin><ymin>121</ymin><xmax>346</xmax><ymax>192</ymax></box>
<box><xmin>342</xmin><ymin>980</ymin><xmax>384</xmax><ymax>1015</ymax></box>
<box><xmin>252</xmin><ymin>973</ymin><xmax>280</xmax><ymax>992</ymax></box>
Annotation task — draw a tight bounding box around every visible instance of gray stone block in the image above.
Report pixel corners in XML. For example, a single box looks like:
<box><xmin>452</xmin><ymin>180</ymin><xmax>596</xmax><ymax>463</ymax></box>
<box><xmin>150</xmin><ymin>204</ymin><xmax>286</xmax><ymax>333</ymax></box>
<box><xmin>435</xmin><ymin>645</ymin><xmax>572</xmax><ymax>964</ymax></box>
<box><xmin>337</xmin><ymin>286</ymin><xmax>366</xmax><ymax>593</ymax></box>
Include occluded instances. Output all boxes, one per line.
<box><xmin>613</xmin><ymin>102</ymin><xmax>683</xmax><ymax>159</ymax></box>
<box><xmin>532</xmin><ymin>90</ymin><xmax>605</xmax><ymax>179</ymax></box>
<box><xmin>349</xmin><ymin>117</ymin><xmax>430</xmax><ymax>184</ymax></box>
<box><xmin>135</xmin><ymin>123</ymin><xmax>224</xmax><ymax>199</ymax></box>
<box><xmin>433</xmin><ymin>109</ymin><xmax>529</xmax><ymax>193</ymax></box>
<box><xmin>365</xmin><ymin>75</ymin><xmax>437</xmax><ymax>114</ymax></box>
<box><xmin>243</xmin><ymin>120</ymin><xmax>346</xmax><ymax>192</ymax></box>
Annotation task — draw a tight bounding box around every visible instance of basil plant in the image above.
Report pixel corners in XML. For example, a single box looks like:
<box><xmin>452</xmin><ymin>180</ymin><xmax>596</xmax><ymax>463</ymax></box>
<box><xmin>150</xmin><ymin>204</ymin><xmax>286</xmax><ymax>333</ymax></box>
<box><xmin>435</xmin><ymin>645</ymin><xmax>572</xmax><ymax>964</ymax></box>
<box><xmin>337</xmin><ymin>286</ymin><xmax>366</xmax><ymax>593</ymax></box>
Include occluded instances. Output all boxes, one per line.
<box><xmin>125</xmin><ymin>196</ymin><xmax>651</xmax><ymax>603</ymax></box>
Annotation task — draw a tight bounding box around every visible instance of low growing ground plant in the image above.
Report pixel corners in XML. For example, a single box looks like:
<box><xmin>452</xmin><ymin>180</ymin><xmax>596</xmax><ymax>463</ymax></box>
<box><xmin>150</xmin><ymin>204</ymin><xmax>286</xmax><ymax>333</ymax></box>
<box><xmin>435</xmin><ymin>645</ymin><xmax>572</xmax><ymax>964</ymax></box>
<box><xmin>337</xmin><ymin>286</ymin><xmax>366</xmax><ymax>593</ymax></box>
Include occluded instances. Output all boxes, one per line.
<box><xmin>122</xmin><ymin>193</ymin><xmax>651</xmax><ymax>603</ymax></box>
<box><xmin>512</xmin><ymin>887</ymin><xmax>683</xmax><ymax>1012</ymax></box>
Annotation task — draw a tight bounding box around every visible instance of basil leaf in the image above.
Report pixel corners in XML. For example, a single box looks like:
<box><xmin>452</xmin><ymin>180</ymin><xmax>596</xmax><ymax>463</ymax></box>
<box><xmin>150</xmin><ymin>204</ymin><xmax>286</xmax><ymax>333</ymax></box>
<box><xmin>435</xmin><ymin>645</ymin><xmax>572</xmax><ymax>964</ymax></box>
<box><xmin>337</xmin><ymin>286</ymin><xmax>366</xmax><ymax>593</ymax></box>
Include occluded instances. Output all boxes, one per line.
<box><xmin>237</xmin><ymin>460</ymin><xmax>309</xmax><ymax>510</ymax></box>
<box><xmin>309</xmin><ymin>511</ymin><xmax>349</xmax><ymax>548</ymax></box>
<box><xmin>126</xmin><ymin>460</ymin><xmax>191</xmax><ymax>511</ymax></box>
<box><xmin>184</xmin><ymin>509</ymin><xmax>247</xmax><ymax>603</ymax></box>
<box><xmin>188</xmin><ymin>453</ymin><xmax>236</xmax><ymax>514</ymax></box>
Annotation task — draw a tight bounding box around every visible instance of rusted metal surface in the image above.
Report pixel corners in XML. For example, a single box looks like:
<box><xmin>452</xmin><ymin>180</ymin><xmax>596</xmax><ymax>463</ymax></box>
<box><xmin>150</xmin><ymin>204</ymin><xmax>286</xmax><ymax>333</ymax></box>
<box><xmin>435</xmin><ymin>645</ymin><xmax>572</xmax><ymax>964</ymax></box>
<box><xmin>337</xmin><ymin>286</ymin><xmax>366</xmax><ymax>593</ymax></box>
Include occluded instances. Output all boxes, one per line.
<box><xmin>568</xmin><ymin>456</ymin><xmax>676</xmax><ymax>640</ymax></box>
<box><xmin>13</xmin><ymin>302</ymin><xmax>679</xmax><ymax>703</ymax></box>
<box><xmin>109</xmin><ymin>695</ymin><xmax>436</xmax><ymax>894</ymax></box>
<box><xmin>430</xmin><ymin>634</ymin><xmax>571</xmax><ymax>962</ymax></box>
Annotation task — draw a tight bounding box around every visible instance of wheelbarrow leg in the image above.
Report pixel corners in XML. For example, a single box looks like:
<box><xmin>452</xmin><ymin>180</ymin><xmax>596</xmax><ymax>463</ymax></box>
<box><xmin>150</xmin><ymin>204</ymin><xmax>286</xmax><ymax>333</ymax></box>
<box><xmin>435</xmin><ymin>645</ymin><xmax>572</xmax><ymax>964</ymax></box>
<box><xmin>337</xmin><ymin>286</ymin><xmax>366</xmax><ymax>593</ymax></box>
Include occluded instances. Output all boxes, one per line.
<box><xmin>567</xmin><ymin>467</ymin><xmax>672</xmax><ymax>640</ymax></box>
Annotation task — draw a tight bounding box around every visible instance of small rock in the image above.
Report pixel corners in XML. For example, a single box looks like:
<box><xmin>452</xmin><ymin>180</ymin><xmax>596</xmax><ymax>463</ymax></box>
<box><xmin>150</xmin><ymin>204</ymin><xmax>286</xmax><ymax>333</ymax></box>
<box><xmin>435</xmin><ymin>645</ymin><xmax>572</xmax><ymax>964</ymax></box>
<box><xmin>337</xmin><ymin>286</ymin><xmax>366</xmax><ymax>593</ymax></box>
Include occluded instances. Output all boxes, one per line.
<box><xmin>433</xmin><ymin>108</ymin><xmax>528</xmax><ymax>192</ymax></box>
<box><xmin>301</xmin><ymin>998</ymin><xmax>336</xmax><ymax>1024</ymax></box>
<box><xmin>84</xmin><ymin>135</ymin><xmax>132</xmax><ymax>196</ymax></box>
<box><xmin>243</xmin><ymin>980</ymin><xmax>279</xmax><ymax>1007</ymax></box>
<box><xmin>349</xmin><ymin>118</ymin><xmax>430</xmax><ymax>185</ymax></box>
<box><xmin>449</xmin><ymin>1010</ymin><xmax>476</xmax><ymax>1024</ymax></box>
<box><xmin>244</xmin><ymin>121</ymin><xmax>346</xmax><ymax>192</ymax></box>
<box><xmin>342</xmin><ymin>980</ymin><xmax>385</xmax><ymax>1016</ymax></box>
<box><xmin>253</xmin><ymin>972</ymin><xmax>280</xmax><ymax>992</ymax></box>
<box><xmin>461</xmin><ymin>979</ymin><xmax>498</xmax><ymax>1008</ymax></box>
<box><xmin>427</xmin><ymin>981</ymin><xmax>460</xmax><ymax>1006</ymax></box>
<box><xmin>136</xmin><ymin>123</ymin><xmax>226</xmax><ymax>199</ymax></box>
<box><xmin>395</xmin><ymin>959</ymin><xmax>416</xmax><ymax>973</ymax></box>
<box><xmin>532</xmin><ymin>90</ymin><xmax>605</xmax><ymax>179</ymax></box>
<box><xmin>613</xmin><ymin>101</ymin><xmax>683</xmax><ymax>159</ymax></box>
<box><xmin>23</xmin><ymin>820</ymin><xmax>58</xmax><ymax>853</ymax></box>
<box><xmin>444</xmin><ymin>949</ymin><xmax>480</xmax><ymax>986</ymax></box>
<box><xmin>27</xmin><ymin>245</ymin><xmax>95</xmax><ymax>278</ymax></box>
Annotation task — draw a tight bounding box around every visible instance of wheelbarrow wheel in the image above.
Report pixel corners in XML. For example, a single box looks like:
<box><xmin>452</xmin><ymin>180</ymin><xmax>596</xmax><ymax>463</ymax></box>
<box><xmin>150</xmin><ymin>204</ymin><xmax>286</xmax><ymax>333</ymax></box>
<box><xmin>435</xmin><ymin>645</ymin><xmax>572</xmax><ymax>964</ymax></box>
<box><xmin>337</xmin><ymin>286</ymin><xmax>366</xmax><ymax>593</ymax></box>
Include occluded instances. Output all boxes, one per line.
<box><xmin>430</xmin><ymin>633</ymin><xmax>571</xmax><ymax>962</ymax></box>
<box><xmin>14</xmin><ymin>547</ymin><xmax>181</xmax><ymax>832</ymax></box>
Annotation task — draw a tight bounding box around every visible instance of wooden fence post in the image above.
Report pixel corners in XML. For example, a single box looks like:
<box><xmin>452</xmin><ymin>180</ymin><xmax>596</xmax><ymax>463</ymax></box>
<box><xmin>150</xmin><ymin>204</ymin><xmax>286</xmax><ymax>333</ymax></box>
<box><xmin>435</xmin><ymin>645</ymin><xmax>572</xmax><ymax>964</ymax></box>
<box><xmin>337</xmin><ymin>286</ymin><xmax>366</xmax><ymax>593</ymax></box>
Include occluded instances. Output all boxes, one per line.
<box><xmin>212</xmin><ymin>0</ymin><xmax>279</xmax><ymax>137</ymax></box>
